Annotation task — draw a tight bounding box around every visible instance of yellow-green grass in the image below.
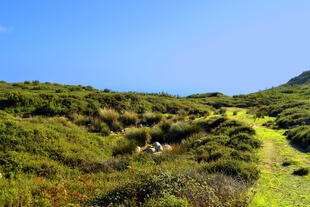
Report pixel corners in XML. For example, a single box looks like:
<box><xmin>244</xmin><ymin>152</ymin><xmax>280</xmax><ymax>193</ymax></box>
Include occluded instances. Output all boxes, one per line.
<box><xmin>226</xmin><ymin>107</ymin><xmax>310</xmax><ymax>206</ymax></box>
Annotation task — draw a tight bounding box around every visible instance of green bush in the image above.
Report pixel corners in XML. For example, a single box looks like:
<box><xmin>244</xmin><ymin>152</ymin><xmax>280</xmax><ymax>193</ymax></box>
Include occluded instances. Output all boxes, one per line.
<box><xmin>293</xmin><ymin>167</ymin><xmax>310</xmax><ymax>176</ymax></box>
<box><xmin>89</xmin><ymin>119</ymin><xmax>110</xmax><ymax>136</ymax></box>
<box><xmin>142</xmin><ymin>112</ymin><xmax>162</xmax><ymax>126</ymax></box>
<box><xmin>150</xmin><ymin>127</ymin><xmax>165</xmax><ymax>143</ymax></box>
<box><xmin>228</xmin><ymin>133</ymin><xmax>262</xmax><ymax>150</ymax></box>
<box><xmin>119</xmin><ymin>111</ymin><xmax>138</xmax><ymax>127</ymax></box>
<box><xmin>112</xmin><ymin>140</ymin><xmax>137</xmax><ymax>156</ymax></box>
<box><xmin>151</xmin><ymin>195</ymin><xmax>190</xmax><ymax>207</ymax></box>
<box><xmin>287</xmin><ymin>126</ymin><xmax>310</xmax><ymax>148</ymax></box>
<box><xmin>202</xmin><ymin>159</ymin><xmax>260</xmax><ymax>183</ymax></box>
<box><xmin>126</xmin><ymin>127</ymin><xmax>151</xmax><ymax>146</ymax></box>
<box><xmin>98</xmin><ymin>108</ymin><xmax>119</xmax><ymax>126</ymax></box>
<box><xmin>166</xmin><ymin>122</ymin><xmax>202</xmax><ymax>143</ymax></box>
<box><xmin>159</xmin><ymin>119</ymin><xmax>173</xmax><ymax>133</ymax></box>
<box><xmin>282</xmin><ymin>159</ymin><xmax>298</xmax><ymax>166</ymax></box>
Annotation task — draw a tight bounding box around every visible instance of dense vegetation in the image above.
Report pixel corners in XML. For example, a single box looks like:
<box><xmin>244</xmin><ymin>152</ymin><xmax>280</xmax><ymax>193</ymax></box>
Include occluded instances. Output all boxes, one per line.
<box><xmin>0</xmin><ymin>80</ymin><xmax>263</xmax><ymax>206</ymax></box>
<box><xmin>1</xmin><ymin>70</ymin><xmax>310</xmax><ymax>206</ymax></box>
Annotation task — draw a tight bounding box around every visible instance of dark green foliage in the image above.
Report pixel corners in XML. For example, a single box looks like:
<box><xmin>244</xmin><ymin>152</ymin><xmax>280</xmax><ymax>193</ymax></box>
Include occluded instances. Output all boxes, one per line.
<box><xmin>227</xmin><ymin>126</ymin><xmax>256</xmax><ymax>137</ymax></box>
<box><xmin>112</xmin><ymin>140</ymin><xmax>137</xmax><ymax>156</ymax></box>
<box><xmin>293</xmin><ymin>167</ymin><xmax>310</xmax><ymax>176</ymax></box>
<box><xmin>119</xmin><ymin>111</ymin><xmax>138</xmax><ymax>127</ymax></box>
<box><xmin>282</xmin><ymin>159</ymin><xmax>298</xmax><ymax>166</ymax></box>
<box><xmin>159</xmin><ymin>119</ymin><xmax>173</xmax><ymax>133</ymax></box>
<box><xmin>5</xmin><ymin>91</ymin><xmax>37</xmax><ymax>107</ymax></box>
<box><xmin>126</xmin><ymin>127</ymin><xmax>151</xmax><ymax>146</ymax></box>
<box><xmin>285</xmin><ymin>70</ymin><xmax>310</xmax><ymax>86</ymax></box>
<box><xmin>228</xmin><ymin>133</ymin><xmax>262</xmax><ymax>150</ymax></box>
<box><xmin>150</xmin><ymin>127</ymin><xmax>165</xmax><ymax>143</ymax></box>
<box><xmin>88</xmin><ymin>170</ymin><xmax>249</xmax><ymax>207</ymax></box>
<box><xmin>165</xmin><ymin>122</ymin><xmax>202</xmax><ymax>143</ymax></box>
<box><xmin>88</xmin><ymin>119</ymin><xmax>110</xmax><ymax>136</ymax></box>
<box><xmin>287</xmin><ymin>126</ymin><xmax>310</xmax><ymax>148</ymax></box>
<box><xmin>142</xmin><ymin>112</ymin><xmax>163</xmax><ymax>126</ymax></box>
<box><xmin>0</xmin><ymin>118</ymin><xmax>113</xmax><ymax>177</ymax></box>
<box><xmin>202</xmin><ymin>159</ymin><xmax>260</xmax><ymax>183</ymax></box>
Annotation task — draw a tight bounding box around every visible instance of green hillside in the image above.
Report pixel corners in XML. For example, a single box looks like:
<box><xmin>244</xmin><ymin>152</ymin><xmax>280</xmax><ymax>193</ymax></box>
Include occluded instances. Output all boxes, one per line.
<box><xmin>1</xmin><ymin>73</ymin><xmax>310</xmax><ymax>206</ymax></box>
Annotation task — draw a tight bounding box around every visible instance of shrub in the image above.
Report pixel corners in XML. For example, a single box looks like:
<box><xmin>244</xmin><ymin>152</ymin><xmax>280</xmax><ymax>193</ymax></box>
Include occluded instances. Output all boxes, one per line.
<box><xmin>126</xmin><ymin>127</ymin><xmax>151</xmax><ymax>146</ymax></box>
<box><xmin>89</xmin><ymin>119</ymin><xmax>110</xmax><ymax>136</ymax></box>
<box><xmin>287</xmin><ymin>126</ymin><xmax>310</xmax><ymax>148</ymax></box>
<box><xmin>227</xmin><ymin>126</ymin><xmax>256</xmax><ymax>137</ymax></box>
<box><xmin>120</xmin><ymin>111</ymin><xmax>138</xmax><ymax>127</ymax></box>
<box><xmin>228</xmin><ymin>133</ymin><xmax>262</xmax><ymax>150</ymax></box>
<box><xmin>151</xmin><ymin>195</ymin><xmax>190</xmax><ymax>207</ymax></box>
<box><xmin>181</xmin><ymin>132</ymin><xmax>205</xmax><ymax>149</ymax></box>
<box><xmin>98</xmin><ymin>108</ymin><xmax>122</xmax><ymax>131</ymax></box>
<box><xmin>159</xmin><ymin>119</ymin><xmax>173</xmax><ymax>133</ymax></box>
<box><xmin>166</xmin><ymin>122</ymin><xmax>202</xmax><ymax>143</ymax></box>
<box><xmin>32</xmin><ymin>80</ymin><xmax>40</xmax><ymax>85</ymax></box>
<box><xmin>282</xmin><ymin>159</ymin><xmax>298</xmax><ymax>166</ymax></box>
<box><xmin>112</xmin><ymin>140</ymin><xmax>137</xmax><ymax>156</ymax></box>
<box><xmin>98</xmin><ymin>108</ymin><xmax>119</xmax><ymax>126</ymax></box>
<box><xmin>293</xmin><ymin>167</ymin><xmax>310</xmax><ymax>176</ymax></box>
<box><xmin>5</xmin><ymin>91</ymin><xmax>36</xmax><ymax>107</ymax></box>
<box><xmin>202</xmin><ymin>159</ymin><xmax>260</xmax><ymax>183</ymax></box>
<box><xmin>142</xmin><ymin>112</ymin><xmax>162</xmax><ymax>126</ymax></box>
<box><xmin>150</xmin><ymin>127</ymin><xmax>165</xmax><ymax>143</ymax></box>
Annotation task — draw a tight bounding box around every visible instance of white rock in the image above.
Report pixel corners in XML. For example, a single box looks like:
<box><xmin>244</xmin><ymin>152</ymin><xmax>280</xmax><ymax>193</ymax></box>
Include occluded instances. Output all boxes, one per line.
<box><xmin>153</xmin><ymin>142</ymin><xmax>163</xmax><ymax>152</ymax></box>
<box><xmin>163</xmin><ymin>144</ymin><xmax>172</xmax><ymax>151</ymax></box>
<box><xmin>135</xmin><ymin>146</ymin><xmax>141</xmax><ymax>153</ymax></box>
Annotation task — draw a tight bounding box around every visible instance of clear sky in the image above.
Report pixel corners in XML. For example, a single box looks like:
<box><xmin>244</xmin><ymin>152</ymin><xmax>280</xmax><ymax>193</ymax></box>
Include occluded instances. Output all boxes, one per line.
<box><xmin>1</xmin><ymin>1</ymin><xmax>310</xmax><ymax>96</ymax></box>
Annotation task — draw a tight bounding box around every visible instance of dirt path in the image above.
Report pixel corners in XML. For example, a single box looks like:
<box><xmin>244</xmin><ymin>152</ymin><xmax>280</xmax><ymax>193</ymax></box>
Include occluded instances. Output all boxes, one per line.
<box><xmin>225</xmin><ymin>108</ymin><xmax>310</xmax><ymax>207</ymax></box>
<box><xmin>250</xmin><ymin>127</ymin><xmax>310</xmax><ymax>207</ymax></box>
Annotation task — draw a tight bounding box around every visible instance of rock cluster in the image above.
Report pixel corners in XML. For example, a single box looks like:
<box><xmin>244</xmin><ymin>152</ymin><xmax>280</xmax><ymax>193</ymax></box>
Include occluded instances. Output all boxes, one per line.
<box><xmin>141</xmin><ymin>142</ymin><xmax>172</xmax><ymax>154</ymax></box>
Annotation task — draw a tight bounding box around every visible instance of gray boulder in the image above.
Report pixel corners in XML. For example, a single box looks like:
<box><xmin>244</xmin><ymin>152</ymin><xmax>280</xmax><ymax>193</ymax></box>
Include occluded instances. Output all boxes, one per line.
<box><xmin>153</xmin><ymin>142</ymin><xmax>163</xmax><ymax>152</ymax></box>
<box><xmin>144</xmin><ymin>146</ymin><xmax>156</xmax><ymax>154</ymax></box>
<box><xmin>306</xmin><ymin>145</ymin><xmax>310</xmax><ymax>153</ymax></box>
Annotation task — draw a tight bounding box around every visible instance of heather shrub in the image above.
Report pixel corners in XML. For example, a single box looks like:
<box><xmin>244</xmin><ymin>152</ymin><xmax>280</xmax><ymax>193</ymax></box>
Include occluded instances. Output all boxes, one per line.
<box><xmin>159</xmin><ymin>119</ymin><xmax>173</xmax><ymax>133</ymax></box>
<box><xmin>112</xmin><ymin>140</ymin><xmax>137</xmax><ymax>156</ymax></box>
<box><xmin>293</xmin><ymin>167</ymin><xmax>310</xmax><ymax>176</ymax></box>
<box><xmin>149</xmin><ymin>195</ymin><xmax>190</xmax><ymax>207</ymax></box>
<box><xmin>119</xmin><ymin>111</ymin><xmax>138</xmax><ymax>127</ymax></box>
<box><xmin>202</xmin><ymin>159</ymin><xmax>260</xmax><ymax>183</ymax></box>
<box><xmin>88</xmin><ymin>119</ymin><xmax>110</xmax><ymax>136</ymax></box>
<box><xmin>98</xmin><ymin>108</ymin><xmax>119</xmax><ymax>126</ymax></box>
<box><xmin>166</xmin><ymin>122</ymin><xmax>202</xmax><ymax>143</ymax></box>
<box><xmin>126</xmin><ymin>127</ymin><xmax>151</xmax><ymax>146</ymax></box>
<box><xmin>287</xmin><ymin>126</ymin><xmax>310</xmax><ymax>148</ymax></box>
<box><xmin>142</xmin><ymin>112</ymin><xmax>162</xmax><ymax>126</ymax></box>
<box><xmin>150</xmin><ymin>127</ymin><xmax>165</xmax><ymax>143</ymax></box>
<box><xmin>181</xmin><ymin>132</ymin><xmax>205</xmax><ymax>149</ymax></box>
<box><xmin>282</xmin><ymin>159</ymin><xmax>298</xmax><ymax>166</ymax></box>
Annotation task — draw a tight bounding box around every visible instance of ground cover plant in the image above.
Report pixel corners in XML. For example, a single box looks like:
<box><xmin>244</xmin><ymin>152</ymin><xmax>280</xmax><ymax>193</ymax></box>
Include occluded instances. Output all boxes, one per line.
<box><xmin>0</xmin><ymin>81</ymin><xmax>264</xmax><ymax>206</ymax></box>
<box><xmin>3</xmin><ymin>71</ymin><xmax>310</xmax><ymax>206</ymax></box>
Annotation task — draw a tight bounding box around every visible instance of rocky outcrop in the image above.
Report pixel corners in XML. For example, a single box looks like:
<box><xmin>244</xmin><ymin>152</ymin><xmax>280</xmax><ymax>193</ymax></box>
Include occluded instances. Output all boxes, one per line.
<box><xmin>142</xmin><ymin>142</ymin><xmax>172</xmax><ymax>154</ymax></box>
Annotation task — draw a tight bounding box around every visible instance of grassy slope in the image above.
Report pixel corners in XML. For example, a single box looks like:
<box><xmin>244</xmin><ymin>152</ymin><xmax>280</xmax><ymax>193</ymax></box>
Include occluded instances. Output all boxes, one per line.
<box><xmin>226</xmin><ymin>108</ymin><xmax>310</xmax><ymax>207</ymax></box>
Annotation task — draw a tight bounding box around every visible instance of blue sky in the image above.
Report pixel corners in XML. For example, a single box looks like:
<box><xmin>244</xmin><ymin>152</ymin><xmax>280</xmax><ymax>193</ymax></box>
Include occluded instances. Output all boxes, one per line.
<box><xmin>1</xmin><ymin>1</ymin><xmax>310</xmax><ymax>96</ymax></box>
